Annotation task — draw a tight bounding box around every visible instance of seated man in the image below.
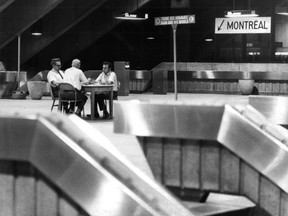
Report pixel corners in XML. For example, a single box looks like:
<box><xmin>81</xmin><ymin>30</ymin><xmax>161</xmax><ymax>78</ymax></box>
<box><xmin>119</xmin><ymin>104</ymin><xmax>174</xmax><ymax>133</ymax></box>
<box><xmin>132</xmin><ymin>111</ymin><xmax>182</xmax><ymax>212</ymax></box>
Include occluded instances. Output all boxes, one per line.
<box><xmin>63</xmin><ymin>59</ymin><xmax>92</xmax><ymax>116</ymax></box>
<box><xmin>94</xmin><ymin>61</ymin><xmax>118</xmax><ymax>118</ymax></box>
<box><xmin>47</xmin><ymin>58</ymin><xmax>69</xmax><ymax>113</ymax></box>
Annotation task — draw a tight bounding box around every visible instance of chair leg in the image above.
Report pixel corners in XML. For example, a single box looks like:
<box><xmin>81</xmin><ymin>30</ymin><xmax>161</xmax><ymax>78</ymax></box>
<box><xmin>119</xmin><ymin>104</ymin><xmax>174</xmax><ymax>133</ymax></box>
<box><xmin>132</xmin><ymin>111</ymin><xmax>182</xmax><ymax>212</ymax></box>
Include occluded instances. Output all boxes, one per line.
<box><xmin>51</xmin><ymin>100</ymin><xmax>55</xmax><ymax>111</ymax></box>
<box><xmin>70</xmin><ymin>102</ymin><xmax>76</xmax><ymax>113</ymax></box>
<box><xmin>104</xmin><ymin>99</ymin><xmax>108</xmax><ymax>112</ymax></box>
<box><xmin>82</xmin><ymin>107</ymin><xmax>85</xmax><ymax>117</ymax></box>
<box><xmin>59</xmin><ymin>101</ymin><xmax>66</xmax><ymax>113</ymax></box>
<box><xmin>79</xmin><ymin>100</ymin><xmax>85</xmax><ymax>117</ymax></box>
<box><xmin>58</xmin><ymin>101</ymin><xmax>62</xmax><ymax>112</ymax></box>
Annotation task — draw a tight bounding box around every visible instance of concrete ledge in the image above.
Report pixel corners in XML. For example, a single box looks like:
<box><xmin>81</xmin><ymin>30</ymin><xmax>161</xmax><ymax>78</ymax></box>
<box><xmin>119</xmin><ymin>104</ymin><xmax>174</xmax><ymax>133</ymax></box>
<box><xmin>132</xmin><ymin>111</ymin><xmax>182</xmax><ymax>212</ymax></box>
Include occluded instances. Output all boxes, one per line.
<box><xmin>152</xmin><ymin>63</ymin><xmax>288</xmax><ymax>95</ymax></box>
<box><xmin>154</xmin><ymin>62</ymin><xmax>288</xmax><ymax>73</ymax></box>
<box><xmin>167</xmin><ymin>70</ymin><xmax>288</xmax><ymax>81</ymax></box>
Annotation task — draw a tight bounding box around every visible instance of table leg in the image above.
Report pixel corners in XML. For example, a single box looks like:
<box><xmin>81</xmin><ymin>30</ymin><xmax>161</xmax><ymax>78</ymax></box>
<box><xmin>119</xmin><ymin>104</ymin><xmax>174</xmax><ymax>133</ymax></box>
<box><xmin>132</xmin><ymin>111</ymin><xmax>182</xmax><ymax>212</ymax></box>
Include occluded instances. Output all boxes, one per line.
<box><xmin>109</xmin><ymin>89</ymin><xmax>113</xmax><ymax>118</ymax></box>
<box><xmin>90</xmin><ymin>90</ymin><xmax>95</xmax><ymax>120</ymax></box>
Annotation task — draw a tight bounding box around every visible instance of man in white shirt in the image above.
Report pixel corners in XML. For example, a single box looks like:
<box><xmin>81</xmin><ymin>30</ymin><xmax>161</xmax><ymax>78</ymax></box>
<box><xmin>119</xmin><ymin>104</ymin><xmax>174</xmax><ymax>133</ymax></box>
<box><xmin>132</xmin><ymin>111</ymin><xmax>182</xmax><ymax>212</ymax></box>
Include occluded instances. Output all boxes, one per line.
<box><xmin>64</xmin><ymin>59</ymin><xmax>91</xmax><ymax>116</ymax></box>
<box><xmin>47</xmin><ymin>58</ymin><xmax>70</xmax><ymax>113</ymax></box>
<box><xmin>47</xmin><ymin>58</ymin><xmax>65</xmax><ymax>87</ymax></box>
<box><xmin>94</xmin><ymin>61</ymin><xmax>118</xmax><ymax>118</ymax></box>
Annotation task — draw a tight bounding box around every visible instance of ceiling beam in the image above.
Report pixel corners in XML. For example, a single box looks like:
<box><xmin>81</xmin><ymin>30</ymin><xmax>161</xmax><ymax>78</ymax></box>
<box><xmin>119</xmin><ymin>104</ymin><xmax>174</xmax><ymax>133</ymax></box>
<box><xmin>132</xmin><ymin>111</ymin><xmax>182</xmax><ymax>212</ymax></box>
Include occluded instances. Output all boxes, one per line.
<box><xmin>27</xmin><ymin>0</ymin><xmax>152</xmax><ymax>68</ymax></box>
<box><xmin>0</xmin><ymin>0</ymin><xmax>107</xmax><ymax>69</ymax></box>
<box><xmin>20</xmin><ymin>0</ymin><xmax>107</xmax><ymax>64</ymax></box>
<box><xmin>0</xmin><ymin>0</ymin><xmax>14</xmax><ymax>13</ymax></box>
<box><xmin>1</xmin><ymin>0</ymin><xmax>151</xmax><ymax>70</ymax></box>
<box><xmin>0</xmin><ymin>0</ymin><xmax>63</xmax><ymax>50</ymax></box>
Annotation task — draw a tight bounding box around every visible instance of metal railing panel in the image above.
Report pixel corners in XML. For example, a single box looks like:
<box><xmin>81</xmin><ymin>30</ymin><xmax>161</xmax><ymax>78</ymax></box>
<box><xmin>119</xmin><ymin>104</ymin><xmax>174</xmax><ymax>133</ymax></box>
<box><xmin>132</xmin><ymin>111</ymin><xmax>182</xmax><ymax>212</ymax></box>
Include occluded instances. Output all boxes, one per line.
<box><xmin>218</xmin><ymin>105</ymin><xmax>288</xmax><ymax>193</ymax></box>
<box><xmin>249</xmin><ymin>95</ymin><xmax>288</xmax><ymax>125</ymax></box>
<box><xmin>0</xmin><ymin>113</ymin><xmax>194</xmax><ymax>216</ymax></box>
<box><xmin>114</xmin><ymin>101</ymin><xmax>288</xmax><ymax>195</ymax></box>
<box><xmin>0</xmin><ymin>115</ymin><xmax>36</xmax><ymax>160</ymax></box>
<box><xmin>114</xmin><ymin>101</ymin><xmax>224</xmax><ymax>140</ymax></box>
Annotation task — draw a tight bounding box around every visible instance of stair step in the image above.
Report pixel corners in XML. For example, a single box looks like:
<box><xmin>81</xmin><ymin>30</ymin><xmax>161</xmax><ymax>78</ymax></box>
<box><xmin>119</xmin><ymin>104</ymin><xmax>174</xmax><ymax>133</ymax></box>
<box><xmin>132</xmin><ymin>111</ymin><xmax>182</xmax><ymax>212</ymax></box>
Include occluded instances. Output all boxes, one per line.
<box><xmin>183</xmin><ymin>193</ymin><xmax>255</xmax><ymax>216</ymax></box>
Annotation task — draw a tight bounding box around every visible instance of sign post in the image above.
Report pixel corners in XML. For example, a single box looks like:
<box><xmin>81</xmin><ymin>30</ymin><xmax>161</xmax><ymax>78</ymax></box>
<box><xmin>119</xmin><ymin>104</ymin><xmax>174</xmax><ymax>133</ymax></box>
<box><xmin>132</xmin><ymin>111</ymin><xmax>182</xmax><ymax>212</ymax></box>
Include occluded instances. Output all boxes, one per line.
<box><xmin>17</xmin><ymin>34</ymin><xmax>21</xmax><ymax>83</ymax></box>
<box><xmin>155</xmin><ymin>15</ymin><xmax>195</xmax><ymax>100</ymax></box>
<box><xmin>172</xmin><ymin>24</ymin><xmax>177</xmax><ymax>100</ymax></box>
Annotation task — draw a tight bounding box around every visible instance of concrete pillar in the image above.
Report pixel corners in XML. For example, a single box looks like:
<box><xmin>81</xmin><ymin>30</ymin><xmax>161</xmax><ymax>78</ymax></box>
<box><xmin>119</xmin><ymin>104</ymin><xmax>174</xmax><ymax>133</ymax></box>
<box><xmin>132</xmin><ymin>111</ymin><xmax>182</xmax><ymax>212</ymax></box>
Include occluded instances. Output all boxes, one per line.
<box><xmin>114</xmin><ymin>61</ymin><xmax>129</xmax><ymax>96</ymax></box>
<box><xmin>153</xmin><ymin>69</ymin><xmax>167</xmax><ymax>94</ymax></box>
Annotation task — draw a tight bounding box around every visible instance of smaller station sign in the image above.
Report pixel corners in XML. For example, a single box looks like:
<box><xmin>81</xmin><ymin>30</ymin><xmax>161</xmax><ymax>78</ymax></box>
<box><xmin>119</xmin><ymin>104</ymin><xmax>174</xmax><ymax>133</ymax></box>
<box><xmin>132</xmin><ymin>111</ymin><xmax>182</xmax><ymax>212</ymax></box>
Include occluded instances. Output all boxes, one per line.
<box><xmin>215</xmin><ymin>17</ymin><xmax>271</xmax><ymax>34</ymax></box>
<box><xmin>155</xmin><ymin>15</ymin><xmax>195</xmax><ymax>26</ymax></box>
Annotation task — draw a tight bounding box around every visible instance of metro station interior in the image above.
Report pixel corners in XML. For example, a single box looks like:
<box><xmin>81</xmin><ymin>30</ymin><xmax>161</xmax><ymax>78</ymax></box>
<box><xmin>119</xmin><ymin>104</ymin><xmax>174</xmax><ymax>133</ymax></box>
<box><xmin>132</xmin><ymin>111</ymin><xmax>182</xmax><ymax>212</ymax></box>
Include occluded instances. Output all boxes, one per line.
<box><xmin>1</xmin><ymin>0</ymin><xmax>288</xmax><ymax>215</ymax></box>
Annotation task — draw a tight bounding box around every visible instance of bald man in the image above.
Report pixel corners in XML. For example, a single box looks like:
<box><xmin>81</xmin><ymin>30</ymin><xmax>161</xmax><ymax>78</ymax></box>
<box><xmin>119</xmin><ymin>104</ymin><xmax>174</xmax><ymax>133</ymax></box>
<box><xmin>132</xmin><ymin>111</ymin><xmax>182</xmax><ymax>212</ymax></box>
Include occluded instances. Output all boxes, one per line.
<box><xmin>64</xmin><ymin>59</ymin><xmax>91</xmax><ymax>116</ymax></box>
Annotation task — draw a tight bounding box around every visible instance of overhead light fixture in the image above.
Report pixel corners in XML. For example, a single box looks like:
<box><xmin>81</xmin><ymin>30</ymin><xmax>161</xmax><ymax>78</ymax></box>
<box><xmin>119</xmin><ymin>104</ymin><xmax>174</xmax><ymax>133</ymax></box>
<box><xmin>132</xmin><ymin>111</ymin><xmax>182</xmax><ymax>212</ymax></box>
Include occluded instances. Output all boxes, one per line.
<box><xmin>276</xmin><ymin>7</ymin><xmax>288</xmax><ymax>16</ymax></box>
<box><xmin>205</xmin><ymin>38</ymin><xmax>213</xmax><ymax>42</ymax></box>
<box><xmin>146</xmin><ymin>36</ymin><xmax>155</xmax><ymax>40</ymax></box>
<box><xmin>115</xmin><ymin>12</ymin><xmax>148</xmax><ymax>20</ymax></box>
<box><xmin>225</xmin><ymin>10</ymin><xmax>259</xmax><ymax>18</ymax></box>
<box><xmin>275</xmin><ymin>52</ymin><xmax>288</xmax><ymax>56</ymax></box>
<box><xmin>125</xmin><ymin>62</ymin><xmax>130</xmax><ymax>69</ymax></box>
<box><xmin>248</xmin><ymin>51</ymin><xmax>260</xmax><ymax>56</ymax></box>
<box><xmin>114</xmin><ymin>0</ymin><xmax>148</xmax><ymax>21</ymax></box>
<box><xmin>31</xmin><ymin>32</ymin><xmax>42</xmax><ymax>36</ymax></box>
<box><xmin>31</xmin><ymin>21</ymin><xmax>42</xmax><ymax>36</ymax></box>
<box><xmin>275</xmin><ymin>47</ymin><xmax>288</xmax><ymax>55</ymax></box>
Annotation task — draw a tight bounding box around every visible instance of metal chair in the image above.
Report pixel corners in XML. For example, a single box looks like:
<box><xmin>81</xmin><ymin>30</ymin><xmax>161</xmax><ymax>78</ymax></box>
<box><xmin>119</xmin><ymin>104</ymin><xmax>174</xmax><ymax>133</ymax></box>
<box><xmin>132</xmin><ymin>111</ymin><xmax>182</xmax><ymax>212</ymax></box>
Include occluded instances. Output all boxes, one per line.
<box><xmin>49</xmin><ymin>84</ymin><xmax>59</xmax><ymax>111</ymax></box>
<box><xmin>105</xmin><ymin>80</ymin><xmax>120</xmax><ymax>100</ymax></box>
<box><xmin>104</xmin><ymin>81</ymin><xmax>120</xmax><ymax>112</ymax></box>
<box><xmin>58</xmin><ymin>83</ymin><xmax>85</xmax><ymax>116</ymax></box>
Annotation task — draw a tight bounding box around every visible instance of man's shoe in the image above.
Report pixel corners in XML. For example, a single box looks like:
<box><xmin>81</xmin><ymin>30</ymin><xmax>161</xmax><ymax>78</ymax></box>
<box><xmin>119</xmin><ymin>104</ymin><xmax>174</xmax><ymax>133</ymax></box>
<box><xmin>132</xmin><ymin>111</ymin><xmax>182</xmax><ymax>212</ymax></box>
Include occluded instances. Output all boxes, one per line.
<box><xmin>74</xmin><ymin>111</ymin><xmax>81</xmax><ymax>117</ymax></box>
<box><xmin>103</xmin><ymin>111</ymin><xmax>110</xmax><ymax>119</ymax></box>
<box><xmin>86</xmin><ymin>113</ymin><xmax>100</xmax><ymax>119</ymax></box>
<box><xmin>64</xmin><ymin>107</ymin><xmax>69</xmax><ymax>114</ymax></box>
<box><xmin>74</xmin><ymin>108</ymin><xmax>81</xmax><ymax>117</ymax></box>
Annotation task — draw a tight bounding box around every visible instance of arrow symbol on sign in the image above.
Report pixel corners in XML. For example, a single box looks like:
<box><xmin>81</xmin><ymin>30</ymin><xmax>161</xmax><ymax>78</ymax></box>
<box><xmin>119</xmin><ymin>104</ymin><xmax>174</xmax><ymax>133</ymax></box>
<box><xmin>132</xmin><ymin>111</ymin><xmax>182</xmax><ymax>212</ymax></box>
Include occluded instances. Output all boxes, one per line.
<box><xmin>217</xmin><ymin>20</ymin><xmax>225</xmax><ymax>31</ymax></box>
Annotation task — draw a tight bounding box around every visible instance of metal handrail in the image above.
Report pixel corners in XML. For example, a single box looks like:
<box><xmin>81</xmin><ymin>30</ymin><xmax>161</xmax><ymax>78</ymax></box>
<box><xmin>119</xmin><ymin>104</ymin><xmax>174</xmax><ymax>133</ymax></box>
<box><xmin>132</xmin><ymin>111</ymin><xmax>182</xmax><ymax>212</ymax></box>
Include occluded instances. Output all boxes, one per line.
<box><xmin>114</xmin><ymin>101</ymin><xmax>288</xmax><ymax>194</ymax></box>
<box><xmin>0</xmin><ymin>113</ymin><xmax>193</xmax><ymax>216</ymax></box>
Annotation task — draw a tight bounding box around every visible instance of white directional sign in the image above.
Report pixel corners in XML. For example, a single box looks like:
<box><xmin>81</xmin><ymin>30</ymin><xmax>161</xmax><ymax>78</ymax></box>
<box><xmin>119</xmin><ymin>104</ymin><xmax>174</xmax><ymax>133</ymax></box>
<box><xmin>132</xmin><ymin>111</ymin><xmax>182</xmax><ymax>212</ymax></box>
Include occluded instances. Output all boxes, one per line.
<box><xmin>155</xmin><ymin>15</ymin><xmax>195</xmax><ymax>26</ymax></box>
<box><xmin>215</xmin><ymin>17</ymin><xmax>271</xmax><ymax>34</ymax></box>
<box><xmin>154</xmin><ymin>14</ymin><xmax>195</xmax><ymax>100</ymax></box>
